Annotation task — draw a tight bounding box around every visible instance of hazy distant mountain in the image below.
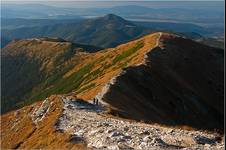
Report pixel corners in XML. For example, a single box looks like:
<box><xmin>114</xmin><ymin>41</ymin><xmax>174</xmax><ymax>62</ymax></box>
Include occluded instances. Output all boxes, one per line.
<box><xmin>133</xmin><ymin>21</ymin><xmax>208</xmax><ymax>35</ymax></box>
<box><xmin>1</xmin><ymin>18</ymin><xmax>82</xmax><ymax>30</ymax></box>
<box><xmin>2</xmin><ymin>14</ymin><xmax>223</xmax><ymax>49</ymax></box>
<box><xmin>2</xmin><ymin>14</ymin><xmax>150</xmax><ymax>48</ymax></box>
<box><xmin>1</xmin><ymin>4</ymin><xmax>81</xmax><ymax>19</ymax></box>
<box><xmin>2</xmin><ymin>3</ymin><xmax>223</xmax><ymax>23</ymax></box>
<box><xmin>2</xmin><ymin>3</ymin><xmax>223</xmax><ymax>38</ymax></box>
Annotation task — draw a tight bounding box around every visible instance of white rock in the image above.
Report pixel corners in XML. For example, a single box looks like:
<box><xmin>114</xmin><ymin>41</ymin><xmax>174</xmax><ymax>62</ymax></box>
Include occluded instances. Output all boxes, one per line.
<box><xmin>107</xmin><ymin>145</ymin><xmax>119</xmax><ymax>150</ymax></box>
<box><xmin>143</xmin><ymin>136</ymin><xmax>151</xmax><ymax>142</ymax></box>
<box><xmin>55</xmin><ymin>95</ymin><xmax>224</xmax><ymax>150</ymax></box>
<box><xmin>110</xmin><ymin>131</ymin><xmax>123</xmax><ymax>137</ymax></box>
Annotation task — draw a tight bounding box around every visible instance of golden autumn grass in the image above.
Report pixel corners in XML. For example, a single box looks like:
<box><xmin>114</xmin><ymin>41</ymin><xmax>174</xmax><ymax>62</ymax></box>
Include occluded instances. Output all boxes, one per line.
<box><xmin>74</xmin><ymin>33</ymin><xmax>160</xmax><ymax>101</ymax></box>
<box><xmin>1</xmin><ymin>95</ymin><xmax>88</xmax><ymax>149</ymax></box>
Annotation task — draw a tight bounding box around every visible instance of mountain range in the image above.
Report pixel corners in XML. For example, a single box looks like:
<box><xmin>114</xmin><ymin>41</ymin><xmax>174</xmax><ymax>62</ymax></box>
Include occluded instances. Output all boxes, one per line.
<box><xmin>2</xmin><ymin>3</ymin><xmax>224</xmax><ymax>24</ymax></box>
<box><xmin>1</xmin><ymin>14</ymin><xmax>150</xmax><ymax>48</ymax></box>
<box><xmin>2</xmin><ymin>14</ymin><xmax>224</xmax><ymax>50</ymax></box>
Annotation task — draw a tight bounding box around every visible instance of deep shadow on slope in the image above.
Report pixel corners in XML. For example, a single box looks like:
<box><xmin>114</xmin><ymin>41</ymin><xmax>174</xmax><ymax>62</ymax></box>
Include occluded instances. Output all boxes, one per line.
<box><xmin>103</xmin><ymin>36</ymin><xmax>224</xmax><ymax>132</ymax></box>
<box><xmin>1</xmin><ymin>54</ymin><xmax>42</xmax><ymax>113</ymax></box>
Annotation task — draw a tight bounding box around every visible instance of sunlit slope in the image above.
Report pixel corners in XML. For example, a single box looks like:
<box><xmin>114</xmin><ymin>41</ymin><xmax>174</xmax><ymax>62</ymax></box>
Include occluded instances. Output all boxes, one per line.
<box><xmin>1</xmin><ymin>37</ymin><xmax>100</xmax><ymax>113</ymax></box>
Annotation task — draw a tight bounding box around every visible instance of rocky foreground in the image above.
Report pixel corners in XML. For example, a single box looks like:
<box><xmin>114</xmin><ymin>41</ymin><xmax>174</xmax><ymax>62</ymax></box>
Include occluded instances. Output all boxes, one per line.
<box><xmin>55</xmin><ymin>96</ymin><xmax>224</xmax><ymax>150</ymax></box>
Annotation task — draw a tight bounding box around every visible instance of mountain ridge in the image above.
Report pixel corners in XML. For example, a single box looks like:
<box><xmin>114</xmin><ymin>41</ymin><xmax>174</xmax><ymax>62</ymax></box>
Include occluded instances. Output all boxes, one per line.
<box><xmin>99</xmin><ymin>33</ymin><xmax>223</xmax><ymax>130</ymax></box>
<box><xmin>1</xmin><ymin>32</ymin><xmax>223</xmax><ymax>130</ymax></box>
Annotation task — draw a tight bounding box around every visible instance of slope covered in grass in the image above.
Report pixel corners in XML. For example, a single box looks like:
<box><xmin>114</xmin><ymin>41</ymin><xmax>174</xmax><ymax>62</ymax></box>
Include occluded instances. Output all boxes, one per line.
<box><xmin>1</xmin><ymin>38</ymin><xmax>101</xmax><ymax>113</ymax></box>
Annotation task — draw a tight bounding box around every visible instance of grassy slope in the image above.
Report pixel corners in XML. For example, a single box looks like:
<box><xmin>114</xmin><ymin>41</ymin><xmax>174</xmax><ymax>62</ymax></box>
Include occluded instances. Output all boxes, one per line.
<box><xmin>1</xmin><ymin>39</ymin><xmax>100</xmax><ymax>113</ymax></box>
<box><xmin>1</xmin><ymin>95</ymin><xmax>87</xmax><ymax>149</ymax></box>
<box><xmin>25</xmin><ymin>40</ymin><xmax>145</xmax><ymax>106</ymax></box>
<box><xmin>2</xmin><ymin>33</ymin><xmax>160</xmax><ymax>113</ymax></box>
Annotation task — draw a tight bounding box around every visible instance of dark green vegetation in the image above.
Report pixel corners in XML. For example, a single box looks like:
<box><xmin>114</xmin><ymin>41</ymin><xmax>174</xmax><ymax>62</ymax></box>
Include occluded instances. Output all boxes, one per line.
<box><xmin>27</xmin><ymin>63</ymin><xmax>94</xmax><ymax>103</ymax></box>
<box><xmin>112</xmin><ymin>40</ymin><xmax>144</xmax><ymax>65</ymax></box>
<box><xmin>21</xmin><ymin>57</ymin><xmax>104</xmax><ymax>107</ymax></box>
<box><xmin>76</xmin><ymin>83</ymin><xmax>96</xmax><ymax>94</ymax></box>
<box><xmin>1</xmin><ymin>55</ymin><xmax>43</xmax><ymax>112</ymax></box>
<box><xmin>2</xmin><ymin>14</ymin><xmax>150</xmax><ymax>48</ymax></box>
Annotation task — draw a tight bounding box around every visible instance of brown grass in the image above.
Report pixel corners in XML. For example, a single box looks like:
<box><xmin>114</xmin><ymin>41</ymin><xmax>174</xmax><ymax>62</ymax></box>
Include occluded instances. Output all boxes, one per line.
<box><xmin>1</xmin><ymin>95</ymin><xmax>88</xmax><ymax>149</ymax></box>
<box><xmin>75</xmin><ymin>33</ymin><xmax>160</xmax><ymax>101</ymax></box>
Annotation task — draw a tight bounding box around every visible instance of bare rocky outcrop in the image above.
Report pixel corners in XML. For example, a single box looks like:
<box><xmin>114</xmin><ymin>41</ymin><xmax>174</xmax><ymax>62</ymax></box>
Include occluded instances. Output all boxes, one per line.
<box><xmin>30</xmin><ymin>98</ymin><xmax>50</xmax><ymax>124</ymax></box>
<box><xmin>56</xmin><ymin>96</ymin><xmax>224</xmax><ymax>150</ymax></box>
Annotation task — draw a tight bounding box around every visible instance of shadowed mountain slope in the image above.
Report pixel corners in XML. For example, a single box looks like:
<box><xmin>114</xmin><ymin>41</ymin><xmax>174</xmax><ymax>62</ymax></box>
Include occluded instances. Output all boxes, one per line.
<box><xmin>101</xmin><ymin>34</ymin><xmax>224</xmax><ymax>131</ymax></box>
<box><xmin>1</xmin><ymin>32</ymin><xmax>224</xmax><ymax>132</ymax></box>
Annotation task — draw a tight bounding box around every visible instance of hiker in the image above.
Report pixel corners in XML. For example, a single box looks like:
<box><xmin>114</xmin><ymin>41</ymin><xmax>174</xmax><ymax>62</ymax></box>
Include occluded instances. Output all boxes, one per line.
<box><xmin>93</xmin><ymin>98</ymin><xmax>96</xmax><ymax>105</ymax></box>
<box><xmin>96</xmin><ymin>98</ymin><xmax>99</xmax><ymax>105</ymax></box>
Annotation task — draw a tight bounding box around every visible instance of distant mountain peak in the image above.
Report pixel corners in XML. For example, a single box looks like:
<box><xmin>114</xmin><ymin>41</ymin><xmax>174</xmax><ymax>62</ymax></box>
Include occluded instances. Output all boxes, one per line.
<box><xmin>101</xmin><ymin>14</ymin><xmax>131</xmax><ymax>23</ymax></box>
<box><xmin>103</xmin><ymin>14</ymin><xmax>122</xmax><ymax>19</ymax></box>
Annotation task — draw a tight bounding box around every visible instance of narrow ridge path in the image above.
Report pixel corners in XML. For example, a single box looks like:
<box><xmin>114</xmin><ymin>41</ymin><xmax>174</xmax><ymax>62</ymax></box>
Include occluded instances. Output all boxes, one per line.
<box><xmin>155</xmin><ymin>32</ymin><xmax>162</xmax><ymax>47</ymax></box>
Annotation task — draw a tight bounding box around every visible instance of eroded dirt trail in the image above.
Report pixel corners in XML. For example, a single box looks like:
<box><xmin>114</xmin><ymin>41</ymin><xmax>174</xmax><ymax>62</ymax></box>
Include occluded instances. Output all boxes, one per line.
<box><xmin>56</xmin><ymin>96</ymin><xmax>224</xmax><ymax>150</ymax></box>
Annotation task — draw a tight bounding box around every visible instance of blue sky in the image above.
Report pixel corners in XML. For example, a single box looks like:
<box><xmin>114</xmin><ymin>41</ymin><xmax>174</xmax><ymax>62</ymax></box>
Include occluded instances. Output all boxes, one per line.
<box><xmin>1</xmin><ymin>1</ymin><xmax>224</xmax><ymax>11</ymax></box>
<box><xmin>1</xmin><ymin>0</ymin><xmax>224</xmax><ymax>7</ymax></box>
